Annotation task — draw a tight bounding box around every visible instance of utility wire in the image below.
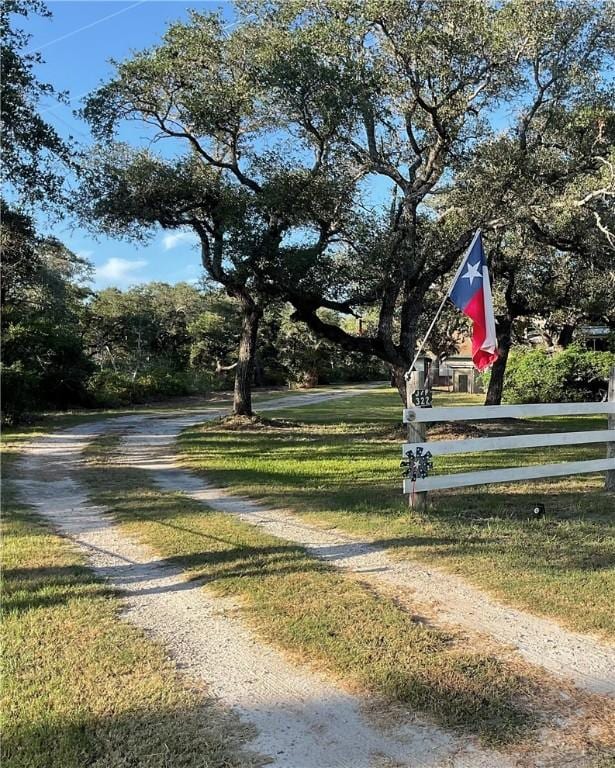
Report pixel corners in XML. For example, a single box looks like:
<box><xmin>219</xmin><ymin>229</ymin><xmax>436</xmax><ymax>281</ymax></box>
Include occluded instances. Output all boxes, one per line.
<box><xmin>25</xmin><ymin>0</ymin><xmax>148</xmax><ymax>55</ymax></box>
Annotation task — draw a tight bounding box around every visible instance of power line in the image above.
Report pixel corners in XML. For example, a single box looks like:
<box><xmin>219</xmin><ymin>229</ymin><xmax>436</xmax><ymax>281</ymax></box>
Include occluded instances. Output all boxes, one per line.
<box><xmin>25</xmin><ymin>0</ymin><xmax>148</xmax><ymax>55</ymax></box>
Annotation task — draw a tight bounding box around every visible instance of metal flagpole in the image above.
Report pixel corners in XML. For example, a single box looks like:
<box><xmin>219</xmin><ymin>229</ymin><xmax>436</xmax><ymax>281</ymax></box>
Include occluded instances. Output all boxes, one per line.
<box><xmin>404</xmin><ymin>229</ymin><xmax>481</xmax><ymax>380</ymax></box>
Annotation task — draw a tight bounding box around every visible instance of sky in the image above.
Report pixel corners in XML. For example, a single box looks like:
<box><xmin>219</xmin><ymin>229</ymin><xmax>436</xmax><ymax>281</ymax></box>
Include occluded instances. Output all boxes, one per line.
<box><xmin>24</xmin><ymin>0</ymin><xmax>239</xmax><ymax>290</ymax></box>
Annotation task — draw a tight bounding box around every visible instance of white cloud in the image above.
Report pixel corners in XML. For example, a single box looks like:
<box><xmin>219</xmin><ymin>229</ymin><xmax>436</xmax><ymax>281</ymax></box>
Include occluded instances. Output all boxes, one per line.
<box><xmin>93</xmin><ymin>257</ymin><xmax>148</xmax><ymax>288</ymax></box>
<box><xmin>162</xmin><ymin>231</ymin><xmax>198</xmax><ymax>251</ymax></box>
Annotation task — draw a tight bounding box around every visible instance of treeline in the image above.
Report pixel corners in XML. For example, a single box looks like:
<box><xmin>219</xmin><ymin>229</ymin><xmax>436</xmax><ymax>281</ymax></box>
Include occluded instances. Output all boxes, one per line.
<box><xmin>1</xmin><ymin>213</ymin><xmax>385</xmax><ymax>421</ymax></box>
<box><xmin>87</xmin><ymin>284</ymin><xmax>385</xmax><ymax>406</ymax></box>
<box><xmin>1</xmin><ymin>206</ymin><xmax>93</xmax><ymax>418</ymax></box>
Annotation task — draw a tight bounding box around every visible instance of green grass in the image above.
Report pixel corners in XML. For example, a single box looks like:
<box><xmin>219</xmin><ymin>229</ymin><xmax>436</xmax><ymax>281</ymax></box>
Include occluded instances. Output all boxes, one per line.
<box><xmin>80</xmin><ymin>434</ymin><xmax>547</xmax><ymax>747</ymax></box>
<box><xmin>0</xmin><ymin>383</ymin><xmax>363</xmax><ymax>455</ymax></box>
<box><xmin>0</xmin><ymin>384</ymin><xmax>330</xmax><ymax>477</ymax></box>
<box><xmin>178</xmin><ymin>387</ymin><xmax>615</xmax><ymax>639</ymax></box>
<box><xmin>1</xmin><ymin>450</ymin><xmax>258</xmax><ymax>768</ymax></box>
<box><xmin>5</xmin><ymin>385</ymin><xmax>612</xmax><ymax>763</ymax></box>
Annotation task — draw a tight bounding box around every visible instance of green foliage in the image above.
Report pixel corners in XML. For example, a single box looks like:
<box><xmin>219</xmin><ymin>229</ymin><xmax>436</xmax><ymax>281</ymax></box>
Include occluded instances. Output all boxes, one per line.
<box><xmin>503</xmin><ymin>345</ymin><xmax>615</xmax><ymax>403</ymax></box>
<box><xmin>276</xmin><ymin>309</ymin><xmax>335</xmax><ymax>387</ymax></box>
<box><xmin>1</xmin><ymin>0</ymin><xmax>72</xmax><ymax>206</ymax></box>
<box><xmin>188</xmin><ymin>293</ymin><xmax>241</xmax><ymax>373</ymax></box>
<box><xmin>85</xmin><ymin>283</ymin><xmax>221</xmax><ymax>406</ymax></box>
<box><xmin>87</xmin><ymin>282</ymin><xmax>207</xmax><ymax>374</ymax></box>
<box><xmin>271</xmin><ymin>308</ymin><xmax>386</xmax><ymax>387</ymax></box>
<box><xmin>188</xmin><ymin>299</ymin><xmax>385</xmax><ymax>390</ymax></box>
<box><xmin>86</xmin><ymin>369</ymin><xmax>215</xmax><ymax>407</ymax></box>
<box><xmin>1</xmin><ymin>206</ymin><xmax>93</xmax><ymax>422</ymax></box>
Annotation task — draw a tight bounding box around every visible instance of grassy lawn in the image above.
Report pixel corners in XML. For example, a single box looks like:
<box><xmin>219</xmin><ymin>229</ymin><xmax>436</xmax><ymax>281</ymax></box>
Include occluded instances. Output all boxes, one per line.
<box><xmin>178</xmin><ymin>387</ymin><xmax>615</xmax><ymax>639</ymax></box>
<box><xmin>81</xmin><ymin>434</ymin><xmax>549</xmax><ymax>747</ymax></box>
<box><xmin>0</xmin><ymin>383</ymin><xmax>363</xmax><ymax>454</ymax></box>
<box><xmin>1</xmin><ymin>450</ymin><xmax>258</xmax><ymax>768</ymax></box>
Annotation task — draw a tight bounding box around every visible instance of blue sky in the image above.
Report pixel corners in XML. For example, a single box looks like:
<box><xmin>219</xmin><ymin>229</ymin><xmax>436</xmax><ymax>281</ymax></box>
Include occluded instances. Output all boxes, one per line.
<box><xmin>26</xmin><ymin>1</ymin><xmax>237</xmax><ymax>289</ymax></box>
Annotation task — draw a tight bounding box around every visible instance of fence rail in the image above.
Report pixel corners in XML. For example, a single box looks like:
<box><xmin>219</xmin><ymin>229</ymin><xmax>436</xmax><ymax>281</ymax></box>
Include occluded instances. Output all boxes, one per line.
<box><xmin>403</xmin><ymin>458</ymin><xmax>615</xmax><ymax>494</ymax></box>
<box><xmin>402</xmin><ymin>368</ymin><xmax>615</xmax><ymax>504</ymax></box>
<box><xmin>403</xmin><ymin>401</ymin><xmax>614</xmax><ymax>424</ymax></box>
<box><xmin>402</xmin><ymin>428</ymin><xmax>614</xmax><ymax>458</ymax></box>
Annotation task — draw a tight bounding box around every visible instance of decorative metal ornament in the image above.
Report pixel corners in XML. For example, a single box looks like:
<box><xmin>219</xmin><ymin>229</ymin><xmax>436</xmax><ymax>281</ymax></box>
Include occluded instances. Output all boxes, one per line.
<box><xmin>400</xmin><ymin>446</ymin><xmax>434</xmax><ymax>481</ymax></box>
<box><xmin>411</xmin><ymin>389</ymin><xmax>433</xmax><ymax>408</ymax></box>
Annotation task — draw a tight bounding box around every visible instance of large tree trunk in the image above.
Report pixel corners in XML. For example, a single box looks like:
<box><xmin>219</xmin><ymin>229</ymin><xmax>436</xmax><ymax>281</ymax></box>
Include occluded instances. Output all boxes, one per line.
<box><xmin>392</xmin><ymin>365</ymin><xmax>408</xmax><ymax>403</ymax></box>
<box><xmin>233</xmin><ymin>298</ymin><xmax>262</xmax><ymax>417</ymax></box>
<box><xmin>485</xmin><ymin>318</ymin><xmax>512</xmax><ymax>405</ymax></box>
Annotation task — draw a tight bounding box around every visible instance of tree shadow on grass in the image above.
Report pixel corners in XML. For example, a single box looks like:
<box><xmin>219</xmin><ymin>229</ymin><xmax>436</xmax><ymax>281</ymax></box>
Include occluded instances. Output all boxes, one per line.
<box><xmin>173</xmin><ymin>544</ymin><xmax>332</xmax><ymax>592</ymax></box>
<box><xmin>436</xmin><ymin>486</ymin><xmax>613</xmax><ymax>518</ymax></box>
<box><xmin>0</xmin><ymin>689</ymin><xmax>550</xmax><ymax>768</ymax></box>
<box><xmin>78</xmin><ymin>460</ymin><xmax>610</xmax><ymax>729</ymax></box>
<box><xmin>3</xmin><ymin>565</ymin><xmax>112</xmax><ymax>614</ymax></box>
<box><xmin>2</xmin><ymin>545</ymin><xmax>324</xmax><ymax>610</ymax></box>
<box><xmin>91</xmin><ymin>459</ymin><xmax>614</xmax><ymax>577</ymax></box>
<box><xmin>2</xmin><ymin>701</ymin><xmax>262</xmax><ymax>768</ymax></box>
<box><xmin>4</xmin><ymin>551</ymin><xmax>542</xmax><ymax>749</ymax></box>
<box><xmin>382</xmin><ymin>486</ymin><xmax>615</xmax><ymax>575</ymax></box>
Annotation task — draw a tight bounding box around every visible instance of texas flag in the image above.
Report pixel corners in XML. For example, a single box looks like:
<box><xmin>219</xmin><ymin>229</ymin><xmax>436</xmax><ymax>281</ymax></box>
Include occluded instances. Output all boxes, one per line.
<box><xmin>448</xmin><ymin>231</ymin><xmax>499</xmax><ymax>371</ymax></box>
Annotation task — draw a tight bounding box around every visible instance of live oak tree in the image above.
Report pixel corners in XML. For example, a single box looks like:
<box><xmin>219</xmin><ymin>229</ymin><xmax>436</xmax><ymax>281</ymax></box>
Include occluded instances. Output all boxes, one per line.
<box><xmin>79</xmin><ymin>147</ymin><xmax>354</xmax><ymax>414</ymax></box>
<box><xmin>81</xmin><ymin>14</ymin><xmax>355</xmax><ymax>416</ymax></box>
<box><xmin>243</xmin><ymin>0</ymin><xmax>615</xmax><ymax>403</ymax></box>
<box><xmin>81</xmin><ymin>1</ymin><xmax>526</xmax><ymax>408</ymax></box>
<box><xmin>81</xmin><ymin>0</ymin><xmax>613</xmax><ymax>411</ymax></box>
<box><xmin>248</xmin><ymin>0</ymin><xmax>527</xmax><ymax>401</ymax></box>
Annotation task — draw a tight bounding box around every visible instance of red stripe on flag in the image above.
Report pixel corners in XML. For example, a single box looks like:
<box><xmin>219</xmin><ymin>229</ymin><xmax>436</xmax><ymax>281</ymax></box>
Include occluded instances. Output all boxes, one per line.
<box><xmin>462</xmin><ymin>290</ymin><xmax>498</xmax><ymax>371</ymax></box>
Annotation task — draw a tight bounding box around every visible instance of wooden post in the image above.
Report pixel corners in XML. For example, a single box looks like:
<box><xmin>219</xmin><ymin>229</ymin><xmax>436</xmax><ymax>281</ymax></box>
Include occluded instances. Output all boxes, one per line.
<box><xmin>606</xmin><ymin>366</ymin><xmax>615</xmax><ymax>492</ymax></box>
<box><xmin>406</xmin><ymin>370</ymin><xmax>428</xmax><ymax>512</ymax></box>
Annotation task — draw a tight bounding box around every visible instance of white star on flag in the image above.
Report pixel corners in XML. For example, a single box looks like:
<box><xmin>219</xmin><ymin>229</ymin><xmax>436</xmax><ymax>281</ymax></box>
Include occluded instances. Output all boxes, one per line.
<box><xmin>461</xmin><ymin>260</ymin><xmax>482</xmax><ymax>286</ymax></box>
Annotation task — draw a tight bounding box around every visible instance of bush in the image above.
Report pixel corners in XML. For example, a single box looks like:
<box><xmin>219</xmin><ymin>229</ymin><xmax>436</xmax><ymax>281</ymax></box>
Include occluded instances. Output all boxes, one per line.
<box><xmin>503</xmin><ymin>345</ymin><xmax>615</xmax><ymax>404</ymax></box>
<box><xmin>1</xmin><ymin>363</ymin><xmax>41</xmax><ymax>423</ymax></box>
<box><xmin>1</xmin><ymin>324</ymin><xmax>93</xmax><ymax>423</ymax></box>
<box><xmin>87</xmin><ymin>368</ymin><xmax>214</xmax><ymax>407</ymax></box>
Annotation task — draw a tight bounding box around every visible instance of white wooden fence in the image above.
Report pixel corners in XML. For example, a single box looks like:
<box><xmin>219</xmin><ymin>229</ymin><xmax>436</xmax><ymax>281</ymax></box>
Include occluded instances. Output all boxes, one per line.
<box><xmin>402</xmin><ymin>367</ymin><xmax>615</xmax><ymax>505</ymax></box>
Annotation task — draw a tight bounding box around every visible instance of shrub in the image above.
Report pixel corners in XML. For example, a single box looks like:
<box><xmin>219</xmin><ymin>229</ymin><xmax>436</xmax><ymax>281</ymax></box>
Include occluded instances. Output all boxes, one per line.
<box><xmin>503</xmin><ymin>345</ymin><xmax>615</xmax><ymax>404</ymax></box>
<box><xmin>1</xmin><ymin>324</ymin><xmax>93</xmax><ymax>422</ymax></box>
<box><xmin>87</xmin><ymin>368</ymin><xmax>213</xmax><ymax>407</ymax></box>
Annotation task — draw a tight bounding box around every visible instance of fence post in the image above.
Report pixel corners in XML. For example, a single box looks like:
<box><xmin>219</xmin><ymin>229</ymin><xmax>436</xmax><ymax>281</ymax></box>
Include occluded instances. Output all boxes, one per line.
<box><xmin>606</xmin><ymin>366</ymin><xmax>615</xmax><ymax>492</ymax></box>
<box><xmin>406</xmin><ymin>370</ymin><xmax>428</xmax><ymax>512</ymax></box>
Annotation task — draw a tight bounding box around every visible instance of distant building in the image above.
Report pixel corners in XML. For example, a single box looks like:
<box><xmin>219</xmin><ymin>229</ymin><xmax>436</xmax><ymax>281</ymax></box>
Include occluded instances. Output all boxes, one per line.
<box><xmin>578</xmin><ymin>325</ymin><xmax>612</xmax><ymax>352</ymax></box>
<box><xmin>429</xmin><ymin>339</ymin><xmax>484</xmax><ymax>394</ymax></box>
